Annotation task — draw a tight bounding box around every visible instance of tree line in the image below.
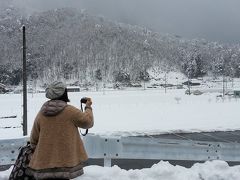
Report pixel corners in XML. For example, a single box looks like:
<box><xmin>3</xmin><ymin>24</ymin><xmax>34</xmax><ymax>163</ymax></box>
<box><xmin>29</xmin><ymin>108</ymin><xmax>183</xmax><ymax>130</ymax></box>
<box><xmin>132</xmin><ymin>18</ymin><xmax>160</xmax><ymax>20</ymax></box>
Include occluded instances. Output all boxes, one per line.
<box><xmin>0</xmin><ymin>7</ymin><xmax>240</xmax><ymax>86</ymax></box>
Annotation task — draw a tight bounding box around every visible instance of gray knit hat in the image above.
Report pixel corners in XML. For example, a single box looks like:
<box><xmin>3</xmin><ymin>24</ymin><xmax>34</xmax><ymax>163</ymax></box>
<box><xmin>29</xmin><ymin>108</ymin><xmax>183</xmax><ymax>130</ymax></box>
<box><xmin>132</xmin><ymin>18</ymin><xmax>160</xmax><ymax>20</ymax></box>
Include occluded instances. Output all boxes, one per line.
<box><xmin>45</xmin><ymin>81</ymin><xmax>66</xmax><ymax>99</ymax></box>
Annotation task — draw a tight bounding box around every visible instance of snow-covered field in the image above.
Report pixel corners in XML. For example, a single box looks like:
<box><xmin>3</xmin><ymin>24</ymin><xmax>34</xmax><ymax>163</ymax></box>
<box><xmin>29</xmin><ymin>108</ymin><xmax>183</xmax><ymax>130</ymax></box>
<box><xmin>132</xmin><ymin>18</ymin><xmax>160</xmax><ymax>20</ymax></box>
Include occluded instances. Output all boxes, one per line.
<box><xmin>1</xmin><ymin>88</ymin><xmax>240</xmax><ymax>179</ymax></box>
<box><xmin>0</xmin><ymin>88</ymin><xmax>240</xmax><ymax>138</ymax></box>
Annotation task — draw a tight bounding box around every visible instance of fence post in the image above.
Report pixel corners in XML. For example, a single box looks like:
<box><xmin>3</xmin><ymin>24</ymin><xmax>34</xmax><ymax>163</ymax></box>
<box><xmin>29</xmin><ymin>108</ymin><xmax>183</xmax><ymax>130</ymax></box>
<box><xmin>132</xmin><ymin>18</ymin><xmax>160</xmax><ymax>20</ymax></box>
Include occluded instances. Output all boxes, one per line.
<box><xmin>104</xmin><ymin>158</ymin><xmax>111</xmax><ymax>167</ymax></box>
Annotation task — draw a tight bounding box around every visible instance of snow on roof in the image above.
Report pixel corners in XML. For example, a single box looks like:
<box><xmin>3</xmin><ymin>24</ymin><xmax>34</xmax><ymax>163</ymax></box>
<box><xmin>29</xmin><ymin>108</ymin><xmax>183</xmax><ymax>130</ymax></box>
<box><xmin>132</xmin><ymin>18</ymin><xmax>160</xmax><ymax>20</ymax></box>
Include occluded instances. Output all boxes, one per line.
<box><xmin>67</xmin><ymin>86</ymin><xmax>80</xmax><ymax>89</ymax></box>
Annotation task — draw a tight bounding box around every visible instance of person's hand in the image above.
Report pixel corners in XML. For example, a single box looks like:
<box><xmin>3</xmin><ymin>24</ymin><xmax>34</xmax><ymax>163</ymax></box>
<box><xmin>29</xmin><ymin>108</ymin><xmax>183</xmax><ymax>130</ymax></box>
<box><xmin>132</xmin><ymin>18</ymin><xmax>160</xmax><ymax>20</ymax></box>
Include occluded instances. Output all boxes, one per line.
<box><xmin>86</xmin><ymin>97</ymin><xmax>92</xmax><ymax>107</ymax></box>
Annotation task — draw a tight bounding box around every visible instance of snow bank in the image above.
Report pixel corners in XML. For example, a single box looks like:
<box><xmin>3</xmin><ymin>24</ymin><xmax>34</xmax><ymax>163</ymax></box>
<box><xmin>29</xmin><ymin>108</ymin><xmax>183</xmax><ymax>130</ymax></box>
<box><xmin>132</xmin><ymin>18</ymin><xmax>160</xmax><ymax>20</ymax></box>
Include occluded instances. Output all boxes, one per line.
<box><xmin>78</xmin><ymin>161</ymin><xmax>240</xmax><ymax>180</ymax></box>
<box><xmin>1</xmin><ymin>160</ymin><xmax>240</xmax><ymax>180</ymax></box>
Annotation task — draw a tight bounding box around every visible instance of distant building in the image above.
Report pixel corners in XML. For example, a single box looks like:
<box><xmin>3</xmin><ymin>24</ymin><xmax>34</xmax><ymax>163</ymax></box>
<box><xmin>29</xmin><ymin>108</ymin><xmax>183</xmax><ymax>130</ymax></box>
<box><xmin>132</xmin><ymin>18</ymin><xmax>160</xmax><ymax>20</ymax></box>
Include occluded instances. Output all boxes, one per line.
<box><xmin>67</xmin><ymin>86</ymin><xmax>80</xmax><ymax>92</ymax></box>
<box><xmin>182</xmin><ymin>81</ymin><xmax>201</xmax><ymax>86</ymax></box>
<box><xmin>234</xmin><ymin>90</ymin><xmax>240</xmax><ymax>98</ymax></box>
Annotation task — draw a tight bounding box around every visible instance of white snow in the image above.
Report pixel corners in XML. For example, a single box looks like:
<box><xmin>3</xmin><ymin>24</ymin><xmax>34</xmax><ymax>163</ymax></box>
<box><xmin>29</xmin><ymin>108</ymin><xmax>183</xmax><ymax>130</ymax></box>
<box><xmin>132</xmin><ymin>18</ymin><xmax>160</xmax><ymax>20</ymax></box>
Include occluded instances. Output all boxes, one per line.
<box><xmin>1</xmin><ymin>89</ymin><xmax>240</xmax><ymax>138</ymax></box>
<box><xmin>1</xmin><ymin>160</ymin><xmax>240</xmax><ymax>180</ymax></box>
<box><xmin>1</xmin><ymin>86</ymin><xmax>240</xmax><ymax>179</ymax></box>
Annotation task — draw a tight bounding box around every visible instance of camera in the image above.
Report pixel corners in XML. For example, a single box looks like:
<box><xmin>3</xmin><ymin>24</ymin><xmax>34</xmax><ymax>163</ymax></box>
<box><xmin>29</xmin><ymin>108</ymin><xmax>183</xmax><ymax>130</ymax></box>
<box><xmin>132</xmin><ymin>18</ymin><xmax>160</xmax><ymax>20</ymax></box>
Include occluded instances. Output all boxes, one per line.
<box><xmin>80</xmin><ymin>97</ymin><xmax>88</xmax><ymax>104</ymax></box>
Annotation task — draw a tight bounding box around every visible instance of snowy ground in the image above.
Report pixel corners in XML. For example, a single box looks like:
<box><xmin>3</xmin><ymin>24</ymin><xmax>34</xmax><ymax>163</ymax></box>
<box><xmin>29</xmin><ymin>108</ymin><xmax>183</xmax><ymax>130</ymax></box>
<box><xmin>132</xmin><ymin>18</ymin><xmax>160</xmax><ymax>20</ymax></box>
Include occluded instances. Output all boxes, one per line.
<box><xmin>1</xmin><ymin>87</ymin><xmax>240</xmax><ymax>179</ymax></box>
<box><xmin>1</xmin><ymin>160</ymin><xmax>240</xmax><ymax>180</ymax></box>
<box><xmin>1</xmin><ymin>88</ymin><xmax>240</xmax><ymax>139</ymax></box>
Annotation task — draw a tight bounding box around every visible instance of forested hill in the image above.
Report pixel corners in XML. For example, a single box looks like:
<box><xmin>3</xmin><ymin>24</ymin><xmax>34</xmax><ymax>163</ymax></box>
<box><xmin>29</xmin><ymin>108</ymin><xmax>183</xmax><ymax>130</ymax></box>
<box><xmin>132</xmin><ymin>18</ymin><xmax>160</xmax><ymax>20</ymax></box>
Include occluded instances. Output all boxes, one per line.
<box><xmin>1</xmin><ymin>7</ymin><xmax>240</xmax><ymax>86</ymax></box>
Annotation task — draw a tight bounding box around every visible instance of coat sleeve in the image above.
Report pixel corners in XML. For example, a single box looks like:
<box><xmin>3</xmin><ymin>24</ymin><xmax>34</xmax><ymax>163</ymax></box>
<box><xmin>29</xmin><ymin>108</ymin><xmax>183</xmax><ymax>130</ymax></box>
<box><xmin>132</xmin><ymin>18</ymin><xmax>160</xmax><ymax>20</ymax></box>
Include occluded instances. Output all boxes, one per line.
<box><xmin>30</xmin><ymin>113</ymin><xmax>40</xmax><ymax>146</ymax></box>
<box><xmin>70</xmin><ymin>106</ymin><xmax>94</xmax><ymax>129</ymax></box>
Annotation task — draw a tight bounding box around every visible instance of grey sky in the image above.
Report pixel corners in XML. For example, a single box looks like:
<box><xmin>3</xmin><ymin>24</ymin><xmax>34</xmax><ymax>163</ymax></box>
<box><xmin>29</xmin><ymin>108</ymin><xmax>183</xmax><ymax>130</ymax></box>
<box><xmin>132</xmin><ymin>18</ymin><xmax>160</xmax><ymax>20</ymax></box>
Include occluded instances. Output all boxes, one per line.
<box><xmin>10</xmin><ymin>0</ymin><xmax>240</xmax><ymax>44</ymax></box>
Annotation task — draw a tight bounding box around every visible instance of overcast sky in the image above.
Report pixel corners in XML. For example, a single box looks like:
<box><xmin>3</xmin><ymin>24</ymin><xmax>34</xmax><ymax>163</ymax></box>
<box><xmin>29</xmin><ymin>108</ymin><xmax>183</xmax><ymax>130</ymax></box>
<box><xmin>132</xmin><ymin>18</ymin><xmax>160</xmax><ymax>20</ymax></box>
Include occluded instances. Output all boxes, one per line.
<box><xmin>10</xmin><ymin>0</ymin><xmax>240</xmax><ymax>44</ymax></box>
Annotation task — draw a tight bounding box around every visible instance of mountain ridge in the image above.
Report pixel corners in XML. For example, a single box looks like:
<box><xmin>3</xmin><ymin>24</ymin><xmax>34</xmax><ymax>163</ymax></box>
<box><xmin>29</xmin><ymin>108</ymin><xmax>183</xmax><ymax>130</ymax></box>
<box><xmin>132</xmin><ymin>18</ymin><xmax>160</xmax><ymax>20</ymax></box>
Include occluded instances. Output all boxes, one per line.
<box><xmin>0</xmin><ymin>7</ymin><xmax>240</xmax><ymax>86</ymax></box>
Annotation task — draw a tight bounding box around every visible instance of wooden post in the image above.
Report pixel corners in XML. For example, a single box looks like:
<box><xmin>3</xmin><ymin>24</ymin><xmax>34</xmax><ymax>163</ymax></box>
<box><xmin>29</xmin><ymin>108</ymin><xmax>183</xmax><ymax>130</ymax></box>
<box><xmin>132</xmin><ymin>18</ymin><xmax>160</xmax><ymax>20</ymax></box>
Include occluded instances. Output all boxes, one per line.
<box><xmin>22</xmin><ymin>26</ymin><xmax>27</xmax><ymax>136</ymax></box>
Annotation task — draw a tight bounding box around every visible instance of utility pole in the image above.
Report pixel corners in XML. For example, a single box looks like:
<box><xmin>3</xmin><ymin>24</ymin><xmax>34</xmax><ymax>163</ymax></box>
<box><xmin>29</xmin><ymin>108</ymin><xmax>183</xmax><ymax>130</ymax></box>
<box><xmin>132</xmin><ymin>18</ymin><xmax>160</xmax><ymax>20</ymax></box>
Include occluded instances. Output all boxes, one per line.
<box><xmin>187</xmin><ymin>75</ymin><xmax>191</xmax><ymax>95</ymax></box>
<box><xmin>222</xmin><ymin>75</ymin><xmax>225</xmax><ymax>98</ymax></box>
<box><xmin>164</xmin><ymin>73</ymin><xmax>167</xmax><ymax>93</ymax></box>
<box><xmin>22</xmin><ymin>26</ymin><xmax>27</xmax><ymax>136</ymax></box>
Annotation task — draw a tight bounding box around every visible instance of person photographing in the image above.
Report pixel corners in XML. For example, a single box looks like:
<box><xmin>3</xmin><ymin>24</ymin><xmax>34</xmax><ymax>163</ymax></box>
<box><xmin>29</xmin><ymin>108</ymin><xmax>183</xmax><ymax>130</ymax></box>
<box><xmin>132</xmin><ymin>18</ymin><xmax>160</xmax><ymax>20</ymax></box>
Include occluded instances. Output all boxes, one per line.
<box><xmin>27</xmin><ymin>81</ymin><xmax>94</xmax><ymax>180</ymax></box>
